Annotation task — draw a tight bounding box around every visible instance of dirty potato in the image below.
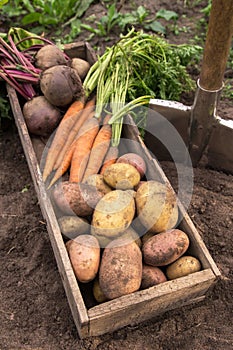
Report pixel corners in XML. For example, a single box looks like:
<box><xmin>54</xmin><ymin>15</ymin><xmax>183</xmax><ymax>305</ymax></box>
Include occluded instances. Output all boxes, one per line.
<box><xmin>67</xmin><ymin>234</ymin><xmax>100</xmax><ymax>283</ymax></box>
<box><xmin>58</xmin><ymin>215</ymin><xmax>89</xmax><ymax>239</ymax></box>
<box><xmin>103</xmin><ymin>163</ymin><xmax>141</xmax><ymax>190</ymax></box>
<box><xmin>141</xmin><ymin>264</ymin><xmax>167</xmax><ymax>289</ymax></box>
<box><xmin>135</xmin><ymin>180</ymin><xmax>179</xmax><ymax>233</ymax></box>
<box><xmin>142</xmin><ymin>229</ymin><xmax>190</xmax><ymax>266</ymax></box>
<box><xmin>99</xmin><ymin>237</ymin><xmax>142</xmax><ymax>299</ymax></box>
<box><xmin>166</xmin><ymin>255</ymin><xmax>201</xmax><ymax>280</ymax></box>
<box><xmin>91</xmin><ymin>190</ymin><xmax>135</xmax><ymax>244</ymax></box>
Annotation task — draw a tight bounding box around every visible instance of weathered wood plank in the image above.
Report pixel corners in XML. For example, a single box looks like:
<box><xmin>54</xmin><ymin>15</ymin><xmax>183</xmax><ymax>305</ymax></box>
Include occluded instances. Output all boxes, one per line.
<box><xmin>7</xmin><ymin>84</ymin><xmax>89</xmax><ymax>338</ymax></box>
<box><xmin>88</xmin><ymin>269</ymin><xmax>215</xmax><ymax>336</ymax></box>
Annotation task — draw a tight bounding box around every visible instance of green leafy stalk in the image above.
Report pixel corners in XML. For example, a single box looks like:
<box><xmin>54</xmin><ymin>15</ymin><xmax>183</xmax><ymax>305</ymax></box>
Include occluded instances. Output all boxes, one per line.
<box><xmin>83</xmin><ymin>29</ymin><xmax>202</xmax><ymax>145</ymax></box>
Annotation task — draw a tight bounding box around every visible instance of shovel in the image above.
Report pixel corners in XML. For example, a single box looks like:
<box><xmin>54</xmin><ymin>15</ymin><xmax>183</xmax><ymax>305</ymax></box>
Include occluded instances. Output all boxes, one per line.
<box><xmin>146</xmin><ymin>0</ymin><xmax>233</xmax><ymax>173</ymax></box>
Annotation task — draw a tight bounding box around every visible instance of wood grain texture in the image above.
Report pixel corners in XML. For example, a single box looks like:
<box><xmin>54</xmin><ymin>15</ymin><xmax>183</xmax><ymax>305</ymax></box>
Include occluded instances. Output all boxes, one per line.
<box><xmin>88</xmin><ymin>269</ymin><xmax>215</xmax><ymax>336</ymax></box>
<box><xmin>199</xmin><ymin>0</ymin><xmax>233</xmax><ymax>90</ymax></box>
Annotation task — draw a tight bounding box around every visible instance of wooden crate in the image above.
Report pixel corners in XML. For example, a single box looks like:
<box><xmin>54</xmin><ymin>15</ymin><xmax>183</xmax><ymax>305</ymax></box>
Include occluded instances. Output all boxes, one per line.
<box><xmin>7</xmin><ymin>41</ymin><xmax>221</xmax><ymax>338</ymax></box>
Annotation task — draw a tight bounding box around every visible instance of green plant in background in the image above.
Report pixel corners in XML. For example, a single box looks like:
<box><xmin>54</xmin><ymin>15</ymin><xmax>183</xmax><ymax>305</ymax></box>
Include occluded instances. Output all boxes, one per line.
<box><xmin>1</xmin><ymin>0</ymin><xmax>95</xmax><ymax>34</ymax></box>
<box><xmin>0</xmin><ymin>0</ymin><xmax>8</xmax><ymax>8</ymax></box>
<box><xmin>82</xmin><ymin>5</ymin><xmax>179</xmax><ymax>38</ymax></box>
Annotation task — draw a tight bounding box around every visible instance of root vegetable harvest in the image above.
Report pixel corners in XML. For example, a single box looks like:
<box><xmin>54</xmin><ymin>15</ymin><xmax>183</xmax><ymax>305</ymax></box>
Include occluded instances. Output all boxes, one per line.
<box><xmin>48</xmin><ymin>109</ymin><xmax>96</xmax><ymax>188</ymax></box>
<box><xmin>23</xmin><ymin>96</ymin><xmax>62</xmax><ymax>137</ymax></box>
<box><xmin>82</xmin><ymin>115</ymin><xmax>112</xmax><ymax>182</ymax></box>
<box><xmin>35</xmin><ymin>44</ymin><xmax>69</xmax><ymax>71</ymax></box>
<box><xmin>69</xmin><ymin>117</ymin><xmax>100</xmax><ymax>183</ymax></box>
<box><xmin>0</xmin><ymin>28</ymin><xmax>69</xmax><ymax>100</ymax></box>
<box><xmin>99</xmin><ymin>146</ymin><xmax>119</xmax><ymax>174</ymax></box>
<box><xmin>40</xmin><ymin>65</ymin><xmax>84</xmax><ymax>107</ymax></box>
<box><xmin>53</xmin><ymin>96</ymin><xmax>96</xmax><ymax>170</ymax></box>
<box><xmin>42</xmin><ymin>99</ymin><xmax>86</xmax><ymax>182</ymax></box>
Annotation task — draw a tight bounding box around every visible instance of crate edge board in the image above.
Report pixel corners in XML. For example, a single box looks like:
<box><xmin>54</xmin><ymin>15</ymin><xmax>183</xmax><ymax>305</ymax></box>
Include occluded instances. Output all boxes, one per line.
<box><xmin>87</xmin><ymin>269</ymin><xmax>215</xmax><ymax>336</ymax></box>
<box><xmin>6</xmin><ymin>84</ymin><xmax>90</xmax><ymax>338</ymax></box>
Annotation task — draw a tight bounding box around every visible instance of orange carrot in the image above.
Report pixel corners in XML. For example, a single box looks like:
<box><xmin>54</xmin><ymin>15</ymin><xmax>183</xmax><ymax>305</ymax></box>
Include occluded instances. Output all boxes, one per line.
<box><xmin>82</xmin><ymin>116</ymin><xmax>112</xmax><ymax>182</ymax></box>
<box><xmin>47</xmin><ymin>139</ymin><xmax>77</xmax><ymax>188</ymax></box>
<box><xmin>53</xmin><ymin>96</ymin><xmax>96</xmax><ymax>170</ymax></box>
<box><xmin>61</xmin><ymin>98</ymin><xmax>85</xmax><ymax>122</ymax></box>
<box><xmin>99</xmin><ymin>145</ymin><xmax>119</xmax><ymax>174</ymax></box>
<box><xmin>42</xmin><ymin>98</ymin><xmax>85</xmax><ymax>182</ymax></box>
<box><xmin>69</xmin><ymin>117</ymin><xmax>100</xmax><ymax>183</ymax></box>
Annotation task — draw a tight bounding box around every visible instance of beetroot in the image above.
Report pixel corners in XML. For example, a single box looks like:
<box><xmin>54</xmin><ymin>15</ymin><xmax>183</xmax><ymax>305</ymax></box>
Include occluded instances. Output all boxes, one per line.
<box><xmin>35</xmin><ymin>45</ymin><xmax>69</xmax><ymax>71</ymax></box>
<box><xmin>23</xmin><ymin>96</ymin><xmax>62</xmax><ymax>136</ymax></box>
<box><xmin>40</xmin><ymin>65</ymin><xmax>83</xmax><ymax>107</ymax></box>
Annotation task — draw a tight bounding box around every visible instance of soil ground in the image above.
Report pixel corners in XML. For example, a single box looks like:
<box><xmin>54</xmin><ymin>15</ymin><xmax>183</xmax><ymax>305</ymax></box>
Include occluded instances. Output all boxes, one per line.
<box><xmin>0</xmin><ymin>1</ymin><xmax>233</xmax><ymax>349</ymax></box>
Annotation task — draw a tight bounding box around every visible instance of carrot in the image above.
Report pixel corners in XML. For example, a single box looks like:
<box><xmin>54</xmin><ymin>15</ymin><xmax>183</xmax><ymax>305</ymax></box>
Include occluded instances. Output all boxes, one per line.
<box><xmin>82</xmin><ymin>116</ymin><xmax>112</xmax><ymax>182</ymax></box>
<box><xmin>99</xmin><ymin>145</ymin><xmax>119</xmax><ymax>175</ymax></box>
<box><xmin>47</xmin><ymin>139</ymin><xmax>77</xmax><ymax>188</ymax></box>
<box><xmin>53</xmin><ymin>96</ymin><xmax>96</xmax><ymax>171</ymax></box>
<box><xmin>61</xmin><ymin>98</ymin><xmax>85</xmax><ymax>122</ymax></box>
<box><xmin>69</xmin><ymin>117</ymin><xmax>100</xmax><ymax>183</ymax></box>
<box><xmin>42</xmin><ymin>98</ymin><xmax>85</xmax><ymax>182</ymax></box>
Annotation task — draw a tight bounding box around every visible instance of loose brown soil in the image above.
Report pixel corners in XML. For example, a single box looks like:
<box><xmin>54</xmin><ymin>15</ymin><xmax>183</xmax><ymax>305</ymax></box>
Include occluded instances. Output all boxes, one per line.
<box><xmin>0</xmin><ymin>1</ymin><xmax>233</xmax><ymax>349</ymax></box>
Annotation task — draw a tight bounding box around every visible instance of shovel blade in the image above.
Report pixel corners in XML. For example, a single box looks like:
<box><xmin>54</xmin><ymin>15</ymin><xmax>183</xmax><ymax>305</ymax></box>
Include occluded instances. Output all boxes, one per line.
<box><xmin>146</xmin><ymin>99</ymin><xmax>233</xmax><ymax>174</ymax></box>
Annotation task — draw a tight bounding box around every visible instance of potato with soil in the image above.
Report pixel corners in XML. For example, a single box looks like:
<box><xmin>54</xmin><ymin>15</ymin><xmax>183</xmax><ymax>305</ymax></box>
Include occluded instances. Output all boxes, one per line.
<box><xmin>53</xmin><ymin>181</ymin><xmax>103</xmax><ymax>217</ymax></box>
<box><xmin>23</xmin><ymin>96</ymin><xmax>62</xmax><ymax>137</ymax></box>
<box><xmin>103</xmin><ymin>163</ymin><xmax>141</xmax><ymax>190</ymax></box>
<box><xmin>135</xmin><ymin>180</ymin><xmax>179</xmax><ymax>233</ymax></box>
<box><xmin>99</xmin><ymin>237</ymin><xmax>142</xmax><ymax>299</ymax></box>
<box><xmin>84</xmin><ymin>174</ymin><xmax>112</xmax><ymax>196</ymax></box>
<box><xmin>93</xmin><ymin>278</ymin><xmax>108</xmax><ymax>303</ymax></box>
<box><xmin>116</xmin><ymin>153</ymin><xmax>147</xmax><ymax>178</ymax></box>
<box><xmin>66</xmin><ymin>234</ymin><xmax>100</xmax><ymax>283</ymax></box>
<box><xmin>142</xmin><ymin>229</ymin><xmax>190</xmax><ymax>266</ymax></box>
<box><xmin>141</xmin><ymin>264</ymin><xmax>167</xmax><ymax>289</ymax></box>
<box><xmin>71</xmin><ymin>57</ymin><xmax>91</xmax><ymax>80</ymax></box>
<box><xmin>166</xmin><ymin>255</ymin><xmax>201</xmax><ymax>280</ymax></box>
<box><xmin>58</xmin><ymin>215</ymin><xmax>89</xmax><ymax>239</ymax></box>
<box><xmin>91</xmin><ymin>190</ymin><xmax>135</xmax><ymax>244</ymax></box>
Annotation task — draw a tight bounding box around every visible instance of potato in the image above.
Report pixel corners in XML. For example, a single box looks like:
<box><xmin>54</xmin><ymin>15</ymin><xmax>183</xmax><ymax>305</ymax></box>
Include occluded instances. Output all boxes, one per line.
<box><xmin>99</xmin><ymin>237</ymin><xmax>142</xmax><ymax>299</ymax></box>
<box><xmin>103</xmin><ymin>163</ymin><xmax>141</xmax><ymax>190</ymax></box>
<box><xmin>135</xmin><ymin>180</ymin><xmax>179</xmax><ymax>233</ymax></box>
<box><xmin>67</xmin><ymin>235</ymin><xmax>100</xmax><ymax>283</ymax></box>
<box><xmin>141</xmin><ymin>264</ymin><xmax>167</xmax><ymax>289</ymax></box>
<box><xmin>93</xmin><ymin>278</ymin><xmax>108</xmax><ymax>303</ymax></box>
<box><xmin>52</xmin><ymin>181</ymin><xmax>103</xmax><ymax>217</ymax></box>
<box><xmin>84</xmin><ymin>174</ymin><xmax>112</xmax><ymax>195</ymax></box>
<box><xmin>142</xmin><ymin>229</ymin><xmax>190</xmax><ymax>266</ymax></box>
<box><xmin>166</xmin><ymin>255</ymin><xmax>201</xmax><ymax>280</ymax></box>
<box><xmin>58</xmin><ymin>215</ymin><xmax>90</xmax><ymax>239</ymax></box>
<box><xmin>91</xmin><ymin>190</ymin><xmax>135</xmax><ymax>245</ymax></box>
<box><xmin>116</xmin><ymin>153</ymin><xmax>147</xmax><ymax>178</ymax></box>
<box><xmin>71</xmin><ymin>57</ymin><xmax>91</xmax><ymax>80</ymax></box>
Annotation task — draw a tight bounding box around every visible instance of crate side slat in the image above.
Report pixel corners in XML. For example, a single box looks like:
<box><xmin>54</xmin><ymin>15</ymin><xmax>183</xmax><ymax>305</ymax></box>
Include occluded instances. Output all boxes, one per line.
<box><xmin>88</xmin><ymin>269</ymin><xmax>215</xmax><ymax>336</ymax></box>
<box><xmin>7</xmin><ymin>85</ymin><xmax>89</xmax><ymax>338</ymax></box>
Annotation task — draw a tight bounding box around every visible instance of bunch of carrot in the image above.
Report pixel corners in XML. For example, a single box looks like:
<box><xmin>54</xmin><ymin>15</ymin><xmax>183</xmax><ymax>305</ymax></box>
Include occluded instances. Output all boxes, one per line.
<box><xmin>42</xmin><ymin>96</ymin><xmax>119</xmax><ymax>188</ymax></box>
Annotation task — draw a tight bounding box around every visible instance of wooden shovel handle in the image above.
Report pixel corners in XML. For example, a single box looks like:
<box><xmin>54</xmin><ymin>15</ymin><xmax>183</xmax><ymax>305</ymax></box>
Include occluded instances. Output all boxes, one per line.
<box><xmin>199</xmin><ymin>0</ymin><xmax>233</xmax><ymax>90</ymax></box>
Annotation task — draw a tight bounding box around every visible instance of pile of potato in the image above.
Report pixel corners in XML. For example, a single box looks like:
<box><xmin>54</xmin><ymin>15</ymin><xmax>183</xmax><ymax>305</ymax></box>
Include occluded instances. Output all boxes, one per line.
<box><xmin>52</xmin><ymin>153</ymin><xmax>202</xmax><ymax>303</ymax></box>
